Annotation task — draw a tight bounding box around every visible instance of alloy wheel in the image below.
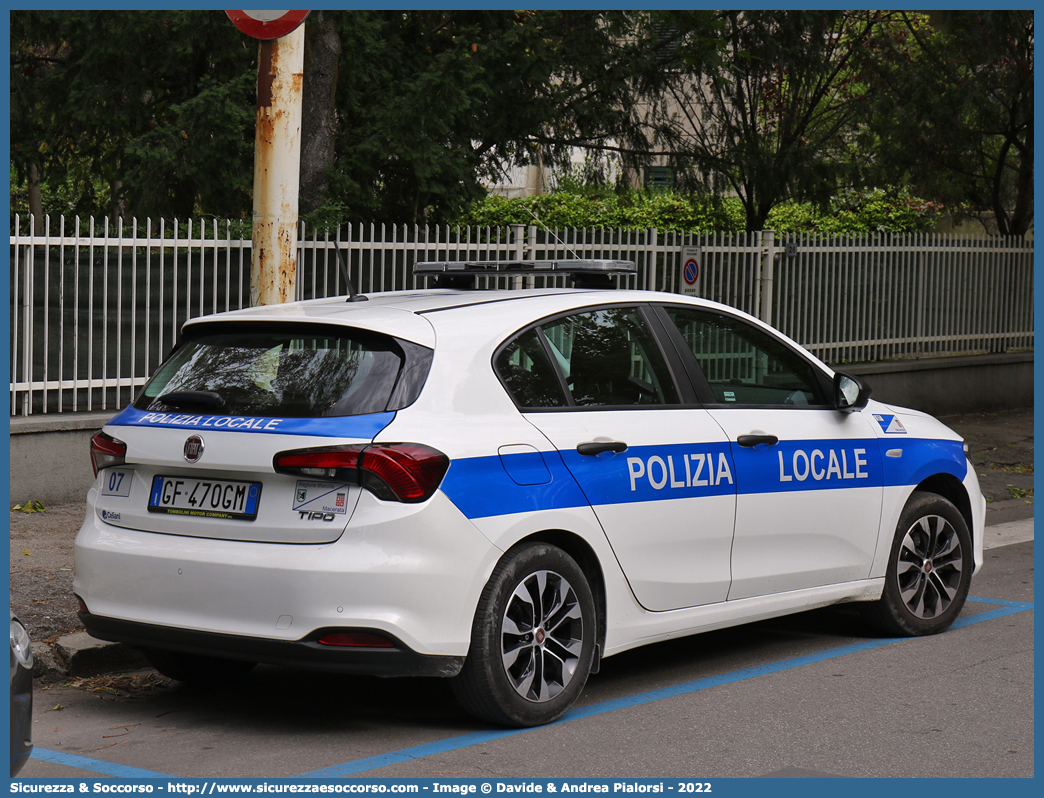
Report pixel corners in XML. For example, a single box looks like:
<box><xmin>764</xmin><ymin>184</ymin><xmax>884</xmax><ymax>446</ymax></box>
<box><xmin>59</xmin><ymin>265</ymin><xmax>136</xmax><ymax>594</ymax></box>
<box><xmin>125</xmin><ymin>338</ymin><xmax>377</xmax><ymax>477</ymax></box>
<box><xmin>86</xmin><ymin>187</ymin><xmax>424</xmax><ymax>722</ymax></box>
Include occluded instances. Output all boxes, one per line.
<box><xmin>895</xmin><ymin>514</ymin><xmax>964</xmax><ymax>620</ymax></box>
<box><xmin>500</xmin><ymin>569</ymin><xmax>584</xmax><ymax>702</ymax></box>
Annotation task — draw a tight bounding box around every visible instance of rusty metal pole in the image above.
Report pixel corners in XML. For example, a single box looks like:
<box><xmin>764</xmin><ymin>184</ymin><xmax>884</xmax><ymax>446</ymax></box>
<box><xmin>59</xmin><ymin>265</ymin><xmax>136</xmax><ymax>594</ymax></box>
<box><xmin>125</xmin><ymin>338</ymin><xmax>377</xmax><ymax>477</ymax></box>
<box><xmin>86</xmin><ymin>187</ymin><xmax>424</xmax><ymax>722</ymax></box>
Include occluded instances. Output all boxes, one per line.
<box><xmin>251</xmin><ymin>27</ymin><xmax>305</xmax><ymax>306</ymax></box>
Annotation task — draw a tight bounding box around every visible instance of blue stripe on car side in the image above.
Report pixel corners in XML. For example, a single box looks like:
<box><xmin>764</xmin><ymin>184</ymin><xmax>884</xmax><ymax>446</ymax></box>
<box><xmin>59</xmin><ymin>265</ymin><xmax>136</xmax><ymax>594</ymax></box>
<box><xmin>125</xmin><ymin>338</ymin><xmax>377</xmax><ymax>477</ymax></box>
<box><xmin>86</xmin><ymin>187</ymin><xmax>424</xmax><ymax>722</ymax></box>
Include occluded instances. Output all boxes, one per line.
<box><xmin>880</xmin><ymin>437</ymin><xmax>969</xmax><ymax>485</ymax></box>
<box><xmin>730</xmin><ymin>438</ymin><xmax>881</xmax><ymax>495</ymax></box>
<box><xmin>560</xmin><ymin>442</ymin><xmax>737</xmax><ymax>505</ymax></box>
<box><xmin>441</xmin><ymin>438</ymin><xmax>968</xmax><ymax>520</ymax></box>
<box><xmin>440</xmin><ymin>450</ymin><xmax>591</xmax><ymax>518</ymax></box>
<box><xmin>104</xmin><ymin>404</ymin><xmax>970</xmax><ymax>521</ymax></box>
<box><xmin>107</xmin><ymin>406</ymin><xmax>396</xmax><ymax>438</ymax></box>
<box><xmin>724</xmin><ymin>438</ymin><xmax>966</xmax><ymax>495</ymax></box>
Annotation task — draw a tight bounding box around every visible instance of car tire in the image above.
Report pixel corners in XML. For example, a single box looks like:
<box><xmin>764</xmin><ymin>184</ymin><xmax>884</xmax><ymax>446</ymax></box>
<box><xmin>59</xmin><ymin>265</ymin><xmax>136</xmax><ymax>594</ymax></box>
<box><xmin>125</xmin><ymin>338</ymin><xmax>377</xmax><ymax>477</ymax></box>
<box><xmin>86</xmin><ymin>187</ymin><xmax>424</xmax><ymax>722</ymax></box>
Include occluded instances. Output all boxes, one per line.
<box><xmin>144</xmin><ymin>648</ymin><xmax>257</xmax><ymax>684</ymax></box>
<box><xmin>451</xmin><ymin>542</ymin><xmax>597</xmax><ymax>727</ymax></box>
<box><xmin>862</xmin><ymin>491</ymin><xmax>973</xmax><ymax>636</ymax></box>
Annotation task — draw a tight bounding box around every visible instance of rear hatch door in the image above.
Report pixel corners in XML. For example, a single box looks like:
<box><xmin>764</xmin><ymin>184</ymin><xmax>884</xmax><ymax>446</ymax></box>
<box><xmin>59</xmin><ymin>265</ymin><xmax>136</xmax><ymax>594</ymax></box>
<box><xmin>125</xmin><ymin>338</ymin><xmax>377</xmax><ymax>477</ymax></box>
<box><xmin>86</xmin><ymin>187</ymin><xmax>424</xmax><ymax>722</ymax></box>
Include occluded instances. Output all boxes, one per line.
<box><xmin>92</xmin><ymin>320</ymin><xmax>432</xmax><ymax>544</ymax></box>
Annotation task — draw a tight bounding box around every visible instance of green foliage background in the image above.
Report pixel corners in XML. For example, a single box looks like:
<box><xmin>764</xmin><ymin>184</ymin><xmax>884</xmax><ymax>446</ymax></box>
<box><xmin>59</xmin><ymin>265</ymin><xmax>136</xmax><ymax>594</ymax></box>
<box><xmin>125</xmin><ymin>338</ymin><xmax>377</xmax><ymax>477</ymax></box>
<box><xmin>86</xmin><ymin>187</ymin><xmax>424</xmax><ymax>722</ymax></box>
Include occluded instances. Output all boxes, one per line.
<box><xmin>10</xmin><ymin>10</ymin><xmax>1028</xmax><ymax>235</ymax></box>
<box><xmin>452</xmin><ymin>187</ymin><xmax>942</xmax><ymax>235</ymax></box>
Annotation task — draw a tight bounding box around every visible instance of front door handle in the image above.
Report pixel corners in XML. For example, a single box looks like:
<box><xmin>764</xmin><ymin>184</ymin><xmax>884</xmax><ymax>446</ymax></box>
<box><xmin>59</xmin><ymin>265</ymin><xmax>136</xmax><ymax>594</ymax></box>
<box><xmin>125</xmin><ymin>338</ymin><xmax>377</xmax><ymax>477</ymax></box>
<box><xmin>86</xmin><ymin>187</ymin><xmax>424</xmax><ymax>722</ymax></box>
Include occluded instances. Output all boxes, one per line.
<box><xmin>737</xmin><ymin>434</ymin><xmax>779</xmax><ymax>448</ymax></box>
<box><xmin>577</xmin><ymin>440</ymin><xmax>628</xmax><ymax>456</ymax></box>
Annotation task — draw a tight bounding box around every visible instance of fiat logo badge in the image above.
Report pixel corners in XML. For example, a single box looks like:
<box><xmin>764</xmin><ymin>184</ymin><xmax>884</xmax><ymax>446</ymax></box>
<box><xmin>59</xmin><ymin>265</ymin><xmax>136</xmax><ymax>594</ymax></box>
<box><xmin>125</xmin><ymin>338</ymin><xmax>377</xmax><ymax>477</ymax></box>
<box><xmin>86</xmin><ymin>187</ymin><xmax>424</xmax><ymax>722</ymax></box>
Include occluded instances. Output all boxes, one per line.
<box><xmin>184</xmin><ymin>435</ymin><xmax>205</xmax><ymax>463</ymax></box>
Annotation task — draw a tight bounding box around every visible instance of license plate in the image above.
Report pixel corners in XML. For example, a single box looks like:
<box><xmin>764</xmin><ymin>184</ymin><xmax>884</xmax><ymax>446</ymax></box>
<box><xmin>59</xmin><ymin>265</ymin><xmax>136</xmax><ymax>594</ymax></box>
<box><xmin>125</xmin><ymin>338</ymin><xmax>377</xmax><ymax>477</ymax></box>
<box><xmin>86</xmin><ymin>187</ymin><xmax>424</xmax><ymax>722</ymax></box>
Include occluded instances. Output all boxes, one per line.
<box><xmin>148</xmin><ymin>476</ymin><xmax>262</xmax><ymax>521</ymax></box>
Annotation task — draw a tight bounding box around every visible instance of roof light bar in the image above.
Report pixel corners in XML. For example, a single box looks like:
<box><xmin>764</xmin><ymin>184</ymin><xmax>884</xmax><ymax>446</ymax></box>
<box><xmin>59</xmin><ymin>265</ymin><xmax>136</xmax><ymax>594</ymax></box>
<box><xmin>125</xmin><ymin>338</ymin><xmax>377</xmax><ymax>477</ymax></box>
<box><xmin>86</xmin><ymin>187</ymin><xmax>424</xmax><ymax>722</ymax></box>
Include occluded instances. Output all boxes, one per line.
<box><xmin>414</xmin><ymin>259</ymin><xmax>636</xmax><ymax>276</ymax></box>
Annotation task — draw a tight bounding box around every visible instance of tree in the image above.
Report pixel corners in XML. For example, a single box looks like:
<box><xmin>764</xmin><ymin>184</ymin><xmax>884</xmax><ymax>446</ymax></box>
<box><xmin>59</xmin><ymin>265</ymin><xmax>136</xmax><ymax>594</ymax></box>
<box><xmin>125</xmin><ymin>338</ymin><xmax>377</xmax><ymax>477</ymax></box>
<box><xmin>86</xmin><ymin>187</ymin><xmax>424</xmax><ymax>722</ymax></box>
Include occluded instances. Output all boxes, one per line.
<box><xmin>11</xmin><ymin>10</ymin><xmax>652</xmax><ymax>225</ymax></box>
<box><xmin>11</xmin><ymin>10</ymin><xmax>256</xmax><ymax>221</ymax></box>
<box><xmin>628</xmin><ymin>10</ymin><xmax>892</xmax><ymax>232</ymax></box>
<box><xmin>18</xmin><ymin>10</ymin><xmax>1026</xmax><ymax>234</ymax></box>
<box><xmin>321</xmin><ymin>9</ymin><xmax>652</xmax><ymax>223</ymax></box>
<box><xmin>861</xmin><ymin>11</ymin><xmax>1033</xmax><ymax>236</ymax></box>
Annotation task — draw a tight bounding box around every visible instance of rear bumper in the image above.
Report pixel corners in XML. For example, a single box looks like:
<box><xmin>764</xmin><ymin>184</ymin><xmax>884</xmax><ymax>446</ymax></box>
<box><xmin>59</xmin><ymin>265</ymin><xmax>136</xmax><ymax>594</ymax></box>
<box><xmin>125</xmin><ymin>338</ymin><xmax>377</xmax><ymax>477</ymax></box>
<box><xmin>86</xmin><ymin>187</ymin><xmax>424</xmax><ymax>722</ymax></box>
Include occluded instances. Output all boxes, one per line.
<box><xmin>79</xmin><ymin>611</ymin><xmax>464</xmax><ymax>678</ymax></box>
<box><xmin>74</xmin><ymin>490</ymin><xmax>498</xmax><ymax>658</ymax></box>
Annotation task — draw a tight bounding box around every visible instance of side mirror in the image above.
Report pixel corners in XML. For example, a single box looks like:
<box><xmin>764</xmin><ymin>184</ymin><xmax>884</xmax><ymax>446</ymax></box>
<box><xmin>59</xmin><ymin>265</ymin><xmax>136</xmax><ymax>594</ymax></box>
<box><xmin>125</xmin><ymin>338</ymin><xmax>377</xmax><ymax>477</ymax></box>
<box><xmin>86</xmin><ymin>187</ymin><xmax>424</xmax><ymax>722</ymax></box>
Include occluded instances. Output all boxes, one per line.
<box><xmin>834</xmin><ymin>371</ymin><xmax>871</xmax><ymax>413</ymax></box>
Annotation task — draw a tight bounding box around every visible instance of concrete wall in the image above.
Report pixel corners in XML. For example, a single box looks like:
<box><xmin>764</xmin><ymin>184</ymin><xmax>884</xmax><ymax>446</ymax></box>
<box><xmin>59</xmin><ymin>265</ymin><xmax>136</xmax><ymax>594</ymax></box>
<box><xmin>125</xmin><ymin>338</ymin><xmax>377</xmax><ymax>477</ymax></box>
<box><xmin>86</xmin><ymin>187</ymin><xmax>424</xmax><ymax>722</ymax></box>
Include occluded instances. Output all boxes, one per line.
<box><xmin>841</xmin><ymin>352</ymin><xmax>1033</xmax><ymax>417</ymax></box>
<box><xmin>8</xmin><ymin>353</ymin><xmax>1033</xmax><ymax>505</ymax></box>
<box><xmin>9</xmin><ymin>412</ymin><xmax>112</xmax><ymax>506</ymax></box>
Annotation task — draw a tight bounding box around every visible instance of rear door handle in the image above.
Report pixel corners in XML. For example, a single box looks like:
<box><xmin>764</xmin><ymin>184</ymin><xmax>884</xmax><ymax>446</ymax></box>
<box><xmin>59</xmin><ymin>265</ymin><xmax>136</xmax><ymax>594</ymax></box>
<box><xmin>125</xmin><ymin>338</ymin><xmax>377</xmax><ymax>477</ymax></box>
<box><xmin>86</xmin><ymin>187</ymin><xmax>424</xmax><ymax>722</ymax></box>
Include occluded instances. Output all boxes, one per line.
<box><xmin>577</xmin><ymin>441</ymin><xmax>628</xmax><ymax>456</ymax></box>
<box><xmin>737</xmin><ymin>434</ymin><xmax>779</xmax><ymax>448</ymax></box>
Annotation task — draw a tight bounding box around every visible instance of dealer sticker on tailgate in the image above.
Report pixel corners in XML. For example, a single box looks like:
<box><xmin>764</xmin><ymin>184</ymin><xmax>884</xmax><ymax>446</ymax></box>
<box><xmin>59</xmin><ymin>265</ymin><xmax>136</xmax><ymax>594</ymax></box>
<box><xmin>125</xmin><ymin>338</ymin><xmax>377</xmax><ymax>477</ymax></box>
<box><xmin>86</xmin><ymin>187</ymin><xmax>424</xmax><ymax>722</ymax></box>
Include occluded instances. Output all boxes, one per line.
<box><xmin>148</xmin><ymin>476</ymin><xmax>262</xmax><ymax>521</ymax></box>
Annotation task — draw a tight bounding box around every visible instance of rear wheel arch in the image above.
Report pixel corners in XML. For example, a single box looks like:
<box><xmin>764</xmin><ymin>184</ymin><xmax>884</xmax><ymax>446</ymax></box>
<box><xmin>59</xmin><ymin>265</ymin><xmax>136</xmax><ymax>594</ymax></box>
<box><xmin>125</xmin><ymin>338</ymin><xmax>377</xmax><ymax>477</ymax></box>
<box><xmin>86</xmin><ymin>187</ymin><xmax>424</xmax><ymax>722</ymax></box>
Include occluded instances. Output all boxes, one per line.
<box><xmin>509</xmin><ymin>529</ymin><xmax>607</xmax><ymax>671</ymax></box>
<box><xmin>453</xmin><ymin>537</ymin><xmax>599</xmax><ymax>725</ymax></box>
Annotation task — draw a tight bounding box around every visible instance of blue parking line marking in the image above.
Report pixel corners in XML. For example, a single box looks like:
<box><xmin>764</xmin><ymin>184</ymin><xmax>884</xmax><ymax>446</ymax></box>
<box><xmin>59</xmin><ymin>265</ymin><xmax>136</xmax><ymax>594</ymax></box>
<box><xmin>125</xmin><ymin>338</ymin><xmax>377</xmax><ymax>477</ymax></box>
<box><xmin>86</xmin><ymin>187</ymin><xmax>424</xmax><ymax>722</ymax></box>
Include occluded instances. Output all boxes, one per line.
<box><xmin>955</xmin><ymin>595</ymin><xmax>1034</xmax><ymax>626</ymax></box>
<box><xmin>294</xmin><ymin>594</ymin><xmax>1033</xmax><ymax>778</ymax></box>
<box><xmin>30</xmin><ymin>746</ymin><xmax>173</xmax><ymax>778</ymax></box>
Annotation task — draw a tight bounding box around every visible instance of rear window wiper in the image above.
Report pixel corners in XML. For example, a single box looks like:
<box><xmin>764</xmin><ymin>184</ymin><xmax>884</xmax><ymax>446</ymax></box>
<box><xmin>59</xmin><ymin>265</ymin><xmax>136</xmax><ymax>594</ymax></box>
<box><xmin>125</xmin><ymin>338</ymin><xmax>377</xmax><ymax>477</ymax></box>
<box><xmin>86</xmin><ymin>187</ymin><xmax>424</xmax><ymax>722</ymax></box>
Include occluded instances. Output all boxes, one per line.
<box><xmin>158</xmin><ymin>390</ymin><xmax>226</xmax><ymax>410</ymax></box>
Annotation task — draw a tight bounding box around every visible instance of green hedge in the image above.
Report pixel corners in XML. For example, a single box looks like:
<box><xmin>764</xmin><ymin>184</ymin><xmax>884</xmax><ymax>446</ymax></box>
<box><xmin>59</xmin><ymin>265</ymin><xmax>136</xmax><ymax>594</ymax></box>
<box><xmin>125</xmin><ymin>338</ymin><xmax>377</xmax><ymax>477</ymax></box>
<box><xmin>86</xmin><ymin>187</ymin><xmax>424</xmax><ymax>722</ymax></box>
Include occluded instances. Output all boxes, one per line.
<box><xmin>13</xmin><ymin>169</ymin><xmax>943</xmax><ymax>235</ymax></box>
<box><xmin>452</xmin><ymin>187</ymin><xmax>943</xmax><ymax>235</ymax></box>
<box><xmin>453</xmin><ymin>190</ymin><xmax>743</xmax><ymax>232</ymax></box>
<box><xmin>768</xmin><ymin>189</ymin><xmax>945</xmax><ymax>234</ymax></box>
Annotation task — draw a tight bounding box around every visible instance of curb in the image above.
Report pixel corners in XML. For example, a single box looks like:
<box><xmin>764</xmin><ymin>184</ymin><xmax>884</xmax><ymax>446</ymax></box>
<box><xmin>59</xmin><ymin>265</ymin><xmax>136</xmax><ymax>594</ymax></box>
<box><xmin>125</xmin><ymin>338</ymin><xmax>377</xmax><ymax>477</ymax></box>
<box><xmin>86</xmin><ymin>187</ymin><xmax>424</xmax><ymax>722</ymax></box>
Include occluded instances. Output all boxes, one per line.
<box><xmin>33</xmin><ymin>634</ymin><xmax>148</xmax><ymax>681</ymax></box>
<box><xmin>983</xmin><ymin>518</ymin><xmax>1034</xmax><ymax>550</ymax></box>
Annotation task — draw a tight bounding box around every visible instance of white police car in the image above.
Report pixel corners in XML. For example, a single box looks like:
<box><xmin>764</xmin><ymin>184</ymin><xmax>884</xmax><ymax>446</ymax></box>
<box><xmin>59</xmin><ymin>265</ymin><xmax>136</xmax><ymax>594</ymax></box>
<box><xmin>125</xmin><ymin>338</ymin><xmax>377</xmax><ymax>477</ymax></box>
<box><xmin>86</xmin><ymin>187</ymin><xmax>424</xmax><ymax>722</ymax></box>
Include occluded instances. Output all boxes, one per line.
<box><xmin>75</xmin><ymin>260</ymin><xmax>985</xmax><ymax>727</ymax></box>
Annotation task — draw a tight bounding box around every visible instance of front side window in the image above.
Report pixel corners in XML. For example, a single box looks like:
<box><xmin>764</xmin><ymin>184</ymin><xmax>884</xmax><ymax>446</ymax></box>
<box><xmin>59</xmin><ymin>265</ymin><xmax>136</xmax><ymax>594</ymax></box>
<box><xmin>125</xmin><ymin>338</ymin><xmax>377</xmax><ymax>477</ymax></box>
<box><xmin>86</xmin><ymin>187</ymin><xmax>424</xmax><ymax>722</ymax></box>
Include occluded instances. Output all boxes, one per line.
<box><xmin>665</xmin><ymin>306</ymin><xmax>827</xmax><ymax>407</ymax></box>
<box><xmin>137</xmin><ymin>325</ymin><xmax>427</xmax><ymax>417</ymax></box>
<box><xmin>496</xmin><ymin>307</ymin><xmax>679</xmax><ymax>408</ymax></box>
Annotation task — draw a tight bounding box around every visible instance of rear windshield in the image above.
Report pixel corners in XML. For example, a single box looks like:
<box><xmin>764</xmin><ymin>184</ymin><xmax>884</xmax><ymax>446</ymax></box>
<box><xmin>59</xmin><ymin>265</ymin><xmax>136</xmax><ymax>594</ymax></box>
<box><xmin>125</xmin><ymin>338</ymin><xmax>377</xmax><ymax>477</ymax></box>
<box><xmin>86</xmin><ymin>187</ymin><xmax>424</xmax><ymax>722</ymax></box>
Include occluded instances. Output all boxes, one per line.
<box><xmin>135</xmin><ymin>324</ymin><xmax>431</xmax><ymax>418</ymax></box>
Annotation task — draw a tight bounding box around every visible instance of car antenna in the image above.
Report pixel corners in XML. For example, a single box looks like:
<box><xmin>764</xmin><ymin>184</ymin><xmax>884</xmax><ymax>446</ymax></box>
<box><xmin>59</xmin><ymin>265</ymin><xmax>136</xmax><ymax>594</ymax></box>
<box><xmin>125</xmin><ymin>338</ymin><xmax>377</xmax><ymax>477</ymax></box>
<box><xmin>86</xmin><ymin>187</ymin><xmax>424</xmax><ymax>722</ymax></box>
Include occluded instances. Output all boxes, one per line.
<box><xmin>335</xmin><ymin>246</ymin><xmax>368</xmax><ymax>302</ymax></box>
<box><xmin>524</xmin><ymin>207</ymin><xmax>613</xmax><ymax>289</ymax></box>
<box><xmin>525</xmin><ymin>206</ymin><xmax>581</xmax><ymax>260</ymax></box>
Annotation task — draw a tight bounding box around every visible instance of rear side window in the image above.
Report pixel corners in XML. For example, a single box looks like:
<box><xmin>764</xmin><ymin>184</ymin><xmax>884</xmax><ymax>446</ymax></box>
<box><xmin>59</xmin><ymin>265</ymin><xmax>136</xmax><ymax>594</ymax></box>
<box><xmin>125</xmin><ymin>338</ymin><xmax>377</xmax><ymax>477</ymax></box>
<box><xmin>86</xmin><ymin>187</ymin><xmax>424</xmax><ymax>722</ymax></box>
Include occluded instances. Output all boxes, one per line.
<box><xmin>497</xmin><ymin>329</ymin><xmax>569</xmax><ymax>408</ymax></box>
<box><xmin>496</xmin><ymin>306</ymin><xmax>680</xmax><ymax>409</ymax></box>
<box><xmin>136</xmin><ymin>325</ymin><xmax>431</xmax><ymax>418</ymax></box>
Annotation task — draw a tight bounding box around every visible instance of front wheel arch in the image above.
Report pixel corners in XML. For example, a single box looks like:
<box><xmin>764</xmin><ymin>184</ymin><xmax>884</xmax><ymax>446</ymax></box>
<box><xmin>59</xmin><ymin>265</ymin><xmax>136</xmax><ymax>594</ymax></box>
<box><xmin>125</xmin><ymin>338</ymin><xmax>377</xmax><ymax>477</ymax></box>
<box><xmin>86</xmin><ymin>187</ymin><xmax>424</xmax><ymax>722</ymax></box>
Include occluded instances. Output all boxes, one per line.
<box><xmin>862</xmin><ymin>490</ymin><xmax>973</xmax><ymax>636</ymax></box>
<box><xmin>915</xmin><ymin>473</ymin><xmax>974</xmax><ymax>547</ymax></box>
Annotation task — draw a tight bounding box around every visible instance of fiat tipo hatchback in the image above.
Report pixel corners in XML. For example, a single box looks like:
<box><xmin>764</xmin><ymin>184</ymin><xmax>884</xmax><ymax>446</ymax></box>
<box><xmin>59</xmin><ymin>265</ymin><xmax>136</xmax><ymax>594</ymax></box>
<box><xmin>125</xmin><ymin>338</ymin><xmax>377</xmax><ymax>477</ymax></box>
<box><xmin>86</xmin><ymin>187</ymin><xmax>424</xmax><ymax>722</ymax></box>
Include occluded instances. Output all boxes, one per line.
<box><xmin>75</xmin><ymin>260</ymin><xmax>985</xmax><ymax>726</ymax></box>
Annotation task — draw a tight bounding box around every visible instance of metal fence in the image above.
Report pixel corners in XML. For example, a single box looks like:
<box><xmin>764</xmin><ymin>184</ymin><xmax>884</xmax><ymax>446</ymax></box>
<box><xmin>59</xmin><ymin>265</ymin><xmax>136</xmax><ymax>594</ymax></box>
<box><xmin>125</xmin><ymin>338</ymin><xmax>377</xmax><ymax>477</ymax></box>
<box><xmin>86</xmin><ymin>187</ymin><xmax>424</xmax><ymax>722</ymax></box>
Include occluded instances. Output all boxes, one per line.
<box><xmin>10</xmin><ymin>215</ymin><xmax>1034</xmax><ymax>416</ymax></box>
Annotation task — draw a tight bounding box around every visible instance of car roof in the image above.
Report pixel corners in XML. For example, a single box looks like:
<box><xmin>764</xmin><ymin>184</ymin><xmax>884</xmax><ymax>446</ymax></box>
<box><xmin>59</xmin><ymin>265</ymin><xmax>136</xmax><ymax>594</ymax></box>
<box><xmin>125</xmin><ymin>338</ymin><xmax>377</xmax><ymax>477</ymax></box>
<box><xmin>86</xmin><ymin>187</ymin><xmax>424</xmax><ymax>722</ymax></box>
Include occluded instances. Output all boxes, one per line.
<box><xmin>181</xmin><ymin>288</ymin><xmax>581</xmax><ymax>345</ymax></box>
<box><xmin>181</xmin><ymin>287</ymin><xmax>764</xmax><ymax>352</ymax></box>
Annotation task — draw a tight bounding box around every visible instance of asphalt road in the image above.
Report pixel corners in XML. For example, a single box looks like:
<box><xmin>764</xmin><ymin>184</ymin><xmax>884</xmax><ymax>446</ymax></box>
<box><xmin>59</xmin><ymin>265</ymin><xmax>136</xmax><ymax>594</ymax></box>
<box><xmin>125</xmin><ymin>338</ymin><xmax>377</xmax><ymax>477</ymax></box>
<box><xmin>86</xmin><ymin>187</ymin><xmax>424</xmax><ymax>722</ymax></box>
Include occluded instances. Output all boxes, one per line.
<box><xmin>18</xmin><ymin>523</ymin><xmax>1033</xmax><ymax>781</ymax></box>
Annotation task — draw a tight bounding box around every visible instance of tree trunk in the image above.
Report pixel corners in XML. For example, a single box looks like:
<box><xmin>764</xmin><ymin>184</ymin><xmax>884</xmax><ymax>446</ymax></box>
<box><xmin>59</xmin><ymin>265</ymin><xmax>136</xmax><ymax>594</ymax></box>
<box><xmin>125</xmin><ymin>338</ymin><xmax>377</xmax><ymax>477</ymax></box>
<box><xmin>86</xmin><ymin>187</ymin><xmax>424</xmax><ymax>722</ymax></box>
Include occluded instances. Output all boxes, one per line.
<box><xmin>28</xmin><ymin>162</ymin><xmax>44</xmax><ymax>235</ymax></box>
<box><xmin>300</xmin><ymin>11</ymin><xmax>342</xmax><ymax>217</ymax></box>
<box><xmin>1007</xmin><ymin>136</ymin><xmax>1034</xmax><ymax>238</ymax></box>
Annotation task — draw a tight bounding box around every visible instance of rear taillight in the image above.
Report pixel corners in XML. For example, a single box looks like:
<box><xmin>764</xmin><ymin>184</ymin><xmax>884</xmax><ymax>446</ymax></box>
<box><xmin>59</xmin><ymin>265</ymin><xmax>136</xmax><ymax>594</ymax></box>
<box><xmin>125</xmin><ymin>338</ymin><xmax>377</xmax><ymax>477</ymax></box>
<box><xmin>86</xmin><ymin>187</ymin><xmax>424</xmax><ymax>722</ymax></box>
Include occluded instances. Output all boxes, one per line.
<box><xmin>360</xmin><ymin>444</ymin><xmax>450</xmax><ymax>503</ymax></box>
<box><xmin>90</xmin><ymin>431</ymin><xmax>127</xmax><ymax>477</ymax></box>
<box><xmin>273</xmin><ymin>446</ymin><xmax>363</xmax><ymax>481</ymax></box>
<box><xmin>273</xmin><ymin>443</ymin><xmax>449</xmax><ymax>503</ymax></box>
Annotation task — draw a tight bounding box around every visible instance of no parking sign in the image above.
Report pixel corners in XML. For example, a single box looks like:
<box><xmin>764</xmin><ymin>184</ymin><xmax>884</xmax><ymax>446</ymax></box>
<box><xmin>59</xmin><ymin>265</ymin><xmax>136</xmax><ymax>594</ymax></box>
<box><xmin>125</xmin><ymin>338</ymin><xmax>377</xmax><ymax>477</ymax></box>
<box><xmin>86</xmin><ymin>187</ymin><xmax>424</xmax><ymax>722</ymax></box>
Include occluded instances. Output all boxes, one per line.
<box><xmin>681</xmin><ymin>245</ymin><xmax>702</xmax><ymax>295</ymax></box>
<box><xmin>226</xmin><ymin>10</ymin><xmax>310</xmax><ymax>40</ymax></box>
